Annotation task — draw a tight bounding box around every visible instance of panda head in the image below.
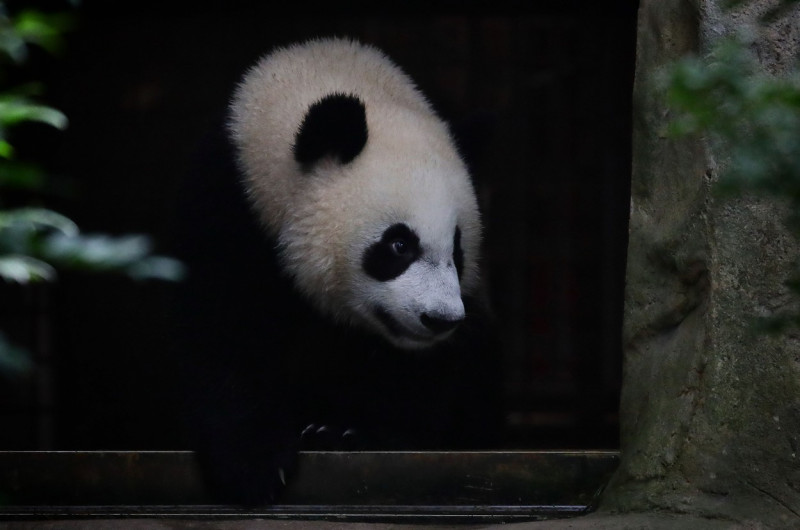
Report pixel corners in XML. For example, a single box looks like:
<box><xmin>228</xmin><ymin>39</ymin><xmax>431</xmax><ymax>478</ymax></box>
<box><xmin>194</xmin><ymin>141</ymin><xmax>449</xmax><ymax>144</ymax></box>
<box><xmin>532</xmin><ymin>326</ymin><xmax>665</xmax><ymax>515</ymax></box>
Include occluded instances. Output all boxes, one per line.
<box><xmin>230</xmin><ymin>38</ymin><xmax>482</xmax><ymax>350</ymax></box>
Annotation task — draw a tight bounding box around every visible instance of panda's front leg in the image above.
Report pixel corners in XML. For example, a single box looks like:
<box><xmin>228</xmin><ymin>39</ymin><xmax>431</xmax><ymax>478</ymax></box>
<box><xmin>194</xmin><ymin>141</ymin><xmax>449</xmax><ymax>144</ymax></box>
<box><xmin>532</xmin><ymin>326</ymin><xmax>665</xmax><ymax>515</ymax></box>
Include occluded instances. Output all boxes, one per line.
<box><xmin>196</xmin><ymin>418</ymin><xmax>300</xmax><ymax>506</ymax></box>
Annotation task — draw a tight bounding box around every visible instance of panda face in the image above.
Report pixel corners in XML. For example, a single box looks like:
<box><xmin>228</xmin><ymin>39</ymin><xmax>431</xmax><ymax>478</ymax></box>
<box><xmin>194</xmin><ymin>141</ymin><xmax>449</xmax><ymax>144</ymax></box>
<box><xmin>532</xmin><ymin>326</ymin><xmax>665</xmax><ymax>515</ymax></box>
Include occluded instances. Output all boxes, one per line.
<box><xmin>360</xmin><ymin>222</ymin><xmax>466</xmax><ymax>349</ymax></box>
<box><xmin>229</xmin><ymin>38</ymin><xmax>482</xmax><ymax>350</ymax></box>
<box><xmin>275</xmin><ymin>141</ymin><xmax>479</xmax><ymax>349</ymax></box>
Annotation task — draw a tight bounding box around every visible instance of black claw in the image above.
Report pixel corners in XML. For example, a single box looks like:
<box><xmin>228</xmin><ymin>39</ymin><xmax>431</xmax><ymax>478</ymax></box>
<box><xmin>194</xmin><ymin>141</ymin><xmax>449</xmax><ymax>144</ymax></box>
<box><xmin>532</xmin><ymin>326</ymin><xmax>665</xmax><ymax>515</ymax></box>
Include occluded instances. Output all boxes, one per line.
<box><xmin>301</xmin><ymin>423</ymin><xmax>318</xmax><ymax>439</ymax></box>
<box><xmin>314</xmin><ymin>425</ymin><xmax>336</xmax><ymax>449</ymax></box>
<box><xmin>341</xmin><ymin>428</ymin><xmax>360</xmax><ymax>450</ymax></box>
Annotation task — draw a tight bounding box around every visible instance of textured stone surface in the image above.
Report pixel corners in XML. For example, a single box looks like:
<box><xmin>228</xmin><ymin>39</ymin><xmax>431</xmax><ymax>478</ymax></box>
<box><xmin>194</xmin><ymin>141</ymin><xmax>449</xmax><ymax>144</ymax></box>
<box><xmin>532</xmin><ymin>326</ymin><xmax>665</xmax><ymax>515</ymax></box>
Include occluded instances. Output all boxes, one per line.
<box><xmin>600</xmin><ymin>0</ymin><xmax>800</xmax><ymax>526</ymax></box>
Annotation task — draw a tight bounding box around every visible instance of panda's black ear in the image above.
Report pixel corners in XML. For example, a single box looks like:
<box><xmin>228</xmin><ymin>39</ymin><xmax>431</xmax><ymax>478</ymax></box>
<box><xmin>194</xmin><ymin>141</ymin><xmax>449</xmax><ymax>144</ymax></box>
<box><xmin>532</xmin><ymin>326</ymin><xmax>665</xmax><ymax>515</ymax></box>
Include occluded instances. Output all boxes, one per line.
<box><xmin>293</xmin><ymin>93</ymin><xmax>368</xmax><ymax>169</ymax></box>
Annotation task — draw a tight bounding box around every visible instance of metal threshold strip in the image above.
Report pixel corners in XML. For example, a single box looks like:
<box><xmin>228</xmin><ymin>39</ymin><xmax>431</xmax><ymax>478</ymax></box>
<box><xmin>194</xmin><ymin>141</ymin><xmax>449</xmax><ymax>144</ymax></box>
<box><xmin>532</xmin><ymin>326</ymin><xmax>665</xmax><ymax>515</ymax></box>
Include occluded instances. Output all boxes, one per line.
<box><xmin>0</xmin><ymin>450</ymin><xmax>619</xmax><ymax>523</ymax></box>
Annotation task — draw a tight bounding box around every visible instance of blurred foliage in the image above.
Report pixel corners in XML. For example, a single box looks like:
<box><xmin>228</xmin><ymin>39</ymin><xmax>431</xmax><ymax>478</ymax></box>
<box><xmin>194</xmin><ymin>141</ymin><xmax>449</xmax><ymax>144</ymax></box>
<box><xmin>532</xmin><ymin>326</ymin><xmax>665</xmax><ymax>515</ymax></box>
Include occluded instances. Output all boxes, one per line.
<box><xmin>0</xmin><ymin>2</ymin><xmax>184</xmax><ymax>376</ymax></box>
<box><xmin>0</xmin><ymin>330</ymin><xmax>30</xmax><ymax>374</ymax></box>
<box><xmin>664</xmin><ymin>0</ymin><xmax>800</xmax><ymax>331</ymax></box>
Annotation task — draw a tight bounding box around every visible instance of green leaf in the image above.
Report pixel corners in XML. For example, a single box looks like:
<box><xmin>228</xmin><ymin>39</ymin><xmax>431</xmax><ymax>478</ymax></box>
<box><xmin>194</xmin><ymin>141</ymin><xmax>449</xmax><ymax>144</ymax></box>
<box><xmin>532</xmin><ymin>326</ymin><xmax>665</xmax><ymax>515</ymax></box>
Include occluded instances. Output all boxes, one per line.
<box><xmin>0</xmin><ymin>332</ymin><xmax>32</xmax><ymax>376</ymax></box>
<box><xmin>0</xmin><ymin>97</ymin><xmax>67</xmax><ymax>129</ymax></box>
<box><xmin>33</xmin><ymin>232</ymin><xmax>185</xmax><ymax>281</ymax></box>
<box><xmin>0</xmin><ymin>208</ymin><xmax>79</xmax><ymax>237</ymax></box>
<box><xmin>0</xmin><ymin>26</ymin><xmax>28</xmax><ymax>63</ymax></box>
<box><xmin>126</xmin><ymin>255</ymin><xmax>186</xmax><ymax>282</ymax></box>
<box><xmin>13</xmin><ymin>10</ymin><xmax>75</xmax><ymax>56</ymax></box>
<box><xmin>0</xmin><ymin>254</ymin><xmax>55</xmax><ymax>283</ymax></box>
<box><xmin>0</xmin><ymin>161</ymin><xmax>46</xmax><ymax>189</ymax></box>
<box><xmin>40</xmin><ymin>232</ymin><xmax>153</xmax><ymax>270</ymax></box>
<box><xmin>1</xmin><ymin>82</ymin><xmax>47</xmax><ymax>99</ymax></box>
<box><xmin>0</xmin><ymin>139</ymin><xmax>13</xmax><ymax>159</ymax></box>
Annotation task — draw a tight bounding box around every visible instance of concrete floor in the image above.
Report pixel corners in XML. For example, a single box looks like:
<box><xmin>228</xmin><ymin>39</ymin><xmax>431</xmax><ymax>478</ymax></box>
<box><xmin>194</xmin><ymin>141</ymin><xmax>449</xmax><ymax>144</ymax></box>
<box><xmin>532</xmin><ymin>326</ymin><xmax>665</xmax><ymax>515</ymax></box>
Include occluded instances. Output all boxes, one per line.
<box><xmin>0</xmin><ymin>513</ymin><xmax>775</xmax><ymax>530</ymax></box>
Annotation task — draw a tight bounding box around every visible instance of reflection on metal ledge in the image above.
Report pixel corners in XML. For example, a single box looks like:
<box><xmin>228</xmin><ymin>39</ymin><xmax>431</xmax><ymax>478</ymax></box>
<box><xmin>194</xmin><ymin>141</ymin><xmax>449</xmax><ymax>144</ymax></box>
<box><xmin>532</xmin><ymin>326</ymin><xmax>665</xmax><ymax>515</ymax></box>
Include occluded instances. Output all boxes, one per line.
<box><xmin>0</xmin><ymin>450</ymin><xmax>618</xmax><ymax>523</ymax></box>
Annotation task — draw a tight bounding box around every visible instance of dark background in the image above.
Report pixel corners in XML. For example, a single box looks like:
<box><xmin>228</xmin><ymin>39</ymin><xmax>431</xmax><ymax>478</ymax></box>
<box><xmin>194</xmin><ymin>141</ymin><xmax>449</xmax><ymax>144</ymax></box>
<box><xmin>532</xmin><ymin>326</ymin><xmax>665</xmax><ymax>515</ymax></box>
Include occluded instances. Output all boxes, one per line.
<box><xmin>1</xmin><ymin>0</ymin><xmax>638</xmax><ymax>450</ymax></box>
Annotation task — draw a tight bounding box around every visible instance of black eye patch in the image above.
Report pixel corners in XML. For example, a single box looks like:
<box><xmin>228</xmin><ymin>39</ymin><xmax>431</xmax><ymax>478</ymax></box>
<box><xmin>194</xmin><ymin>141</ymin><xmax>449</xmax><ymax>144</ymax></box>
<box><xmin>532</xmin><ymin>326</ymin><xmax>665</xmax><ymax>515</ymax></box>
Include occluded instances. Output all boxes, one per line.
<box><xmin>453</xmin><ymin>226</ymin><xmax>464</xmax><ymax>279</ymax></box>
<box><xmin>362</xmin><ymin>223</ymin><xmax>421</xmax><ymax>281</ymax></box>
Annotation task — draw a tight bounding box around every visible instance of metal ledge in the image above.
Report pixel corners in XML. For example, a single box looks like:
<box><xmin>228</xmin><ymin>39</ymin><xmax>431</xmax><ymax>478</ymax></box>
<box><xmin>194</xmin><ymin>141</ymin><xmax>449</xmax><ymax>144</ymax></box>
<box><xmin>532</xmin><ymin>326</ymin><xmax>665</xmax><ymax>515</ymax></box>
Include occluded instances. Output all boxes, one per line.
<box><xmin>0</xmin><ymin>451</ymin><xmax>618</xmax><ymax>522</ymax></box>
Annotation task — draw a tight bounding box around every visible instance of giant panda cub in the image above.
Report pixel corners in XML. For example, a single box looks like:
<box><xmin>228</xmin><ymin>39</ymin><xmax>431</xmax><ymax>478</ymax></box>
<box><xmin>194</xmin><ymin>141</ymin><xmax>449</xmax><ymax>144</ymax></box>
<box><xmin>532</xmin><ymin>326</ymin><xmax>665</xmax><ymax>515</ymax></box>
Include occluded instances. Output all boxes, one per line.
<box><xmin>174</xmin><ymin>37</ymin><xmax>501</xmax><ymax>505</ymax></box>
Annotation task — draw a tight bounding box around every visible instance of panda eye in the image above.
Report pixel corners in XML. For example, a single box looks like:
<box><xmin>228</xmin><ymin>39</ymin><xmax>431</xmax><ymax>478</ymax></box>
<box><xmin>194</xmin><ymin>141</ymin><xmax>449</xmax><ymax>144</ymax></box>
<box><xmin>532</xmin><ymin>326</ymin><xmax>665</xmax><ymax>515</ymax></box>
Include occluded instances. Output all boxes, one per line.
<box><xmin>362</xmin><ymin>223</ymin><xmax>421</xmax><ymax>282</ymax></box>
<box><xmin>390</xmin><ymin>239</ymin><xmax>408</xmax><ymax>256</ymax></box>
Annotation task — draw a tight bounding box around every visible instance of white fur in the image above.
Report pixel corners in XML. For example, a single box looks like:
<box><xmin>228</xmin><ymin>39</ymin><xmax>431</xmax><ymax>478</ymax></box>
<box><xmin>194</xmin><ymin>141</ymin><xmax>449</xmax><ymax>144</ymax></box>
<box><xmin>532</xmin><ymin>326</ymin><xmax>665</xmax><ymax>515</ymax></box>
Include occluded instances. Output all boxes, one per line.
<box><xmin>229</xmin><ymin>37</ymin><xmax>481</xmax><ymax>348</ymax></box>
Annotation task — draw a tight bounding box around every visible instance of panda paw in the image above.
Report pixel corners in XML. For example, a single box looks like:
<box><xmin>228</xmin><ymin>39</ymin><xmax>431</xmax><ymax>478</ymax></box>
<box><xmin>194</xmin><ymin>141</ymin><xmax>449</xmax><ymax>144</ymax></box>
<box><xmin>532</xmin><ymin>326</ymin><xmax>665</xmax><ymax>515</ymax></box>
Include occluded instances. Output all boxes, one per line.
<box><xmin>300</xmin><ymin>423</ymin><xmax>360</xmax><ymax>450</ymax></box>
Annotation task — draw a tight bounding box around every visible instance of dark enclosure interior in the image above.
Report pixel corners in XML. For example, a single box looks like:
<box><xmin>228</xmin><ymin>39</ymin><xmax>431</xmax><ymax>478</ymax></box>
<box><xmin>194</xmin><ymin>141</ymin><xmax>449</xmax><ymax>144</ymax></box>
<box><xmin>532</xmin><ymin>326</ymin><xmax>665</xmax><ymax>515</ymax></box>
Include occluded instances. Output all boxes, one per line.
<box><xmin>0</xmin><ymin>1</ymin><xmax>637</xmax><ymax>451</ymax></box>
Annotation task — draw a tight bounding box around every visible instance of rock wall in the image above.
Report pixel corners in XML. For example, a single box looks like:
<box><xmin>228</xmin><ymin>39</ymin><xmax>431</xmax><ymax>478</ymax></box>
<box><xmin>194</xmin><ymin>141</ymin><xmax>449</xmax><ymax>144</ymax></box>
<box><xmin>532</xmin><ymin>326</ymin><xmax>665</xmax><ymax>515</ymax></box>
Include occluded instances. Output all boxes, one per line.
<box><xmin>601</xmin><ymin>0</ymin><xmax>800</xmax><ymax>525</ymax></box>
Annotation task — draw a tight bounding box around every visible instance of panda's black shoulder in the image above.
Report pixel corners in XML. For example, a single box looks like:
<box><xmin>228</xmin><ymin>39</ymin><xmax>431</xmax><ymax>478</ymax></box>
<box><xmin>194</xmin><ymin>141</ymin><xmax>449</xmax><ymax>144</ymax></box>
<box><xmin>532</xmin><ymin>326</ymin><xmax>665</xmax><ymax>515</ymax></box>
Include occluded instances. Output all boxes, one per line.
<box><xmin>168</xmin><ymin>117</ymin><xmax>315</xmax><ymax>367</ymax></box>
<box><xmin>171</xmin><ymin>119</ymin><xmax>271</xmax><ymax>268</ymax></box>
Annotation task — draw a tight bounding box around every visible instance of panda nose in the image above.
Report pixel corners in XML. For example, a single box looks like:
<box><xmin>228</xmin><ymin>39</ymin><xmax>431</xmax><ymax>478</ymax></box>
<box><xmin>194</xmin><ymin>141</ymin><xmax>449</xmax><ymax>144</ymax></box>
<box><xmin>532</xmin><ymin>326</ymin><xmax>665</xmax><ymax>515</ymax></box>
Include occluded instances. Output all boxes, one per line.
<box><xmin>420</xmin><ymin>312</ymin><xmax>464</xmax><ymax>334</ymax></box>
